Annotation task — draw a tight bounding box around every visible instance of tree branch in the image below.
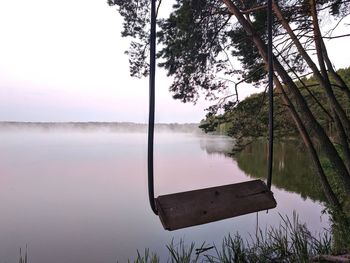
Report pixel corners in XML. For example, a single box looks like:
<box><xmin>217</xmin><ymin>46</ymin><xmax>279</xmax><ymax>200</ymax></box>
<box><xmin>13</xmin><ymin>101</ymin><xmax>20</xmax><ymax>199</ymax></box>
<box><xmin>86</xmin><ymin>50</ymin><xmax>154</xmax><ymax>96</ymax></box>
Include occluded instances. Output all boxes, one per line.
<box><xmin>323</xmin><ymin>33</ymin><xmax>350</xmax><ymax>39</ymax></box>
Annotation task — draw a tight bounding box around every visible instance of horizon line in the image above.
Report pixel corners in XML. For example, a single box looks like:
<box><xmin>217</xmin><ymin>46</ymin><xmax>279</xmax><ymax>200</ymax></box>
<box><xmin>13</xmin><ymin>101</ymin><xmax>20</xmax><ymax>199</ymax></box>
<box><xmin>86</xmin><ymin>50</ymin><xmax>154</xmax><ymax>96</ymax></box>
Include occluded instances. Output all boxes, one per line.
<box><xmin>0</xmin><ymin>121</ymin><xmax>201</xmax><ymax>125</ymax></box>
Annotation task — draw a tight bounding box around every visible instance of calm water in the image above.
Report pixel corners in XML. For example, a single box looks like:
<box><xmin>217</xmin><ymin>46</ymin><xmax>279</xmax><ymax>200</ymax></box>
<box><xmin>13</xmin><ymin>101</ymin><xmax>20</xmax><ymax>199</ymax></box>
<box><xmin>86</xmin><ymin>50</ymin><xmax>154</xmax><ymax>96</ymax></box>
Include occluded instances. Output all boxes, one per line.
<box><xmin>0</xmin><ymin>130</ymin><xmax>329</xmax><ymax>262</ymax></box>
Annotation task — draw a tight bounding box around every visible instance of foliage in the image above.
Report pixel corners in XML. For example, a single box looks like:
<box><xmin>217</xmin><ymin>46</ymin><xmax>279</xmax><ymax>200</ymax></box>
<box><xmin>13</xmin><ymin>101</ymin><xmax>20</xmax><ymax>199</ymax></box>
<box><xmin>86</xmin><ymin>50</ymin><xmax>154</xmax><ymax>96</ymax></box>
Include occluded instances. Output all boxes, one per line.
<box><xmin>107</xmin><ymin>0</ymin><xmax>151</xmax><ymax>78</ymax></box>
<box><xmin>108</xmin><ymin>0</ymin><xmax>349</xmax><ymax>106</ymax></box>
<box><xmin>127</xmin><ymin>214</ymin><xmax>334</xmax><ymax>262</ymax></box>
<box><xmin>107</xmin><ymin>0</ymin><xmax>272</xmax><ymax>102</ymax></box>
<box><xmin>330</xmin><ymin>211</ymin><xmax>350</xmax><ymax>253</ymax></box>
<box><xmin>200</xmin><ymin>67</ymin><xmax>350</xmax><ymax>144</ymax></box>
<box><xmin>200</xmin><ymin>92</ymin><xmax>297</xmax><ymax>140</ymax></box>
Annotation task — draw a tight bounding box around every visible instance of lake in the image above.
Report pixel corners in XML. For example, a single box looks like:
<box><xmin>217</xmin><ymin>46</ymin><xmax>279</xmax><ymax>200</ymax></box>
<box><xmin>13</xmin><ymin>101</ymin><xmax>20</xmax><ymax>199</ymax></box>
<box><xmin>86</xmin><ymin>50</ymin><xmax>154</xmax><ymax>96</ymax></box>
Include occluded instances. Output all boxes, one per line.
<box><xmin>0</xmin><ymin>129</ymin><xmax>329</xmax><ymax>262</ymax></box>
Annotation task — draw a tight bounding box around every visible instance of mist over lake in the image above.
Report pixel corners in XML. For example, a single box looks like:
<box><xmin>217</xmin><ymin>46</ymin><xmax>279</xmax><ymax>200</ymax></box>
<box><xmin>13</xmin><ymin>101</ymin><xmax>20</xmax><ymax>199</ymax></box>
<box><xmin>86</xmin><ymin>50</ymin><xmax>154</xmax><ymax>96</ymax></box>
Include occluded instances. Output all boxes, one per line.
<box><xmin>0</xmin><ymin>124</ymin><xmax>329</xmax><ymax>262</ymax></box>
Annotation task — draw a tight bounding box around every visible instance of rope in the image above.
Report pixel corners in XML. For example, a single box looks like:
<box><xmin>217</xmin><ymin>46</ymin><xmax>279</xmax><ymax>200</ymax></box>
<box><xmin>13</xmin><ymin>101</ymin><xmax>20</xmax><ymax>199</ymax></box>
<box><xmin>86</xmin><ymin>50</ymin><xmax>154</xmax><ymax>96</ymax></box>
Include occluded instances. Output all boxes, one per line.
<box><xmin>148</xmin><ymin>0</ymin><xmax>158</xmax><ymax>215</ymax></box>
<box><xmin>267</xmin><ymin>0</ymin><xmax>274</xmax><ymax>190</ymax></box>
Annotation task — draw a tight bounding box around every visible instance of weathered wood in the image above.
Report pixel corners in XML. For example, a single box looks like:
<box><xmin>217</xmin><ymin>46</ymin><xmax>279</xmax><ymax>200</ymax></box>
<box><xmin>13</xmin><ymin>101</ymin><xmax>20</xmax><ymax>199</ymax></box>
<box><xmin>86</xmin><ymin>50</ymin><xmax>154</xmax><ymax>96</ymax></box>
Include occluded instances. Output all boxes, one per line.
<box><xmin>155</xmin><ymin>179</ymin><xmax>277</xmax><ymax>231</ymax></box>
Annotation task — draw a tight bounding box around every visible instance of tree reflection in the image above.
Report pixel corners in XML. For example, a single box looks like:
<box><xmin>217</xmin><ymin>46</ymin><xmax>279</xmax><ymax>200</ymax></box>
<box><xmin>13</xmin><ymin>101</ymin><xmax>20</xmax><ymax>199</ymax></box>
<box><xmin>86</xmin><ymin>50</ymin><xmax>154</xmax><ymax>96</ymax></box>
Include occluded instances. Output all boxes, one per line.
<box><xmin>201</xmin><ymin>138</ymin><xmax>326</xmax><ymax>202</ymax></box>
<box><xmin>237</xmin><ymin>140</ymin><xmax>326</xmax><ymax>202</ymax></box>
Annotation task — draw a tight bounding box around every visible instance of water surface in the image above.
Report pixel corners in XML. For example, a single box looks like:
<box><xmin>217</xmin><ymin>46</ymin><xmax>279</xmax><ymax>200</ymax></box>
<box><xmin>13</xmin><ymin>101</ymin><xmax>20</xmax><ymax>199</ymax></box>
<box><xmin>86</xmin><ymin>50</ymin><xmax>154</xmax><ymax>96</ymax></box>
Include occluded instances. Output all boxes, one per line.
<box><xmin>0</xmin><ymin>130</ymin><xmax>329</xmax><ymax>262</ymax></box>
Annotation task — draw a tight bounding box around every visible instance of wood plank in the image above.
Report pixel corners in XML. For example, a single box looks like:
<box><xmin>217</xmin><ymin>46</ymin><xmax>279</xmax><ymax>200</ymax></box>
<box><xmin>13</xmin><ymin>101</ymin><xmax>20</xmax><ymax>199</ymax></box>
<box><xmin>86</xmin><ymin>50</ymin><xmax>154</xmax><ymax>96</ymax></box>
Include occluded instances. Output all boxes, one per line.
<box><xmin>155</xmin><ymin>180</ymin><xmax>277</xmax><ymax>231</ymax></box>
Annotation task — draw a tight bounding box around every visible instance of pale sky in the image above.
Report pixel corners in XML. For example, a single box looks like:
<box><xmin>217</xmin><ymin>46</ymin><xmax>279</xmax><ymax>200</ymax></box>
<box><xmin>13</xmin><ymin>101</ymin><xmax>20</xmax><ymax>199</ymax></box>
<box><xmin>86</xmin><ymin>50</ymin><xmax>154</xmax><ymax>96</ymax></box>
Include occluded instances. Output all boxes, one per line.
<box><xmin>0</xmin><ymin>0</ymin><xmax>349</xmax><ymax>123</ymax></box>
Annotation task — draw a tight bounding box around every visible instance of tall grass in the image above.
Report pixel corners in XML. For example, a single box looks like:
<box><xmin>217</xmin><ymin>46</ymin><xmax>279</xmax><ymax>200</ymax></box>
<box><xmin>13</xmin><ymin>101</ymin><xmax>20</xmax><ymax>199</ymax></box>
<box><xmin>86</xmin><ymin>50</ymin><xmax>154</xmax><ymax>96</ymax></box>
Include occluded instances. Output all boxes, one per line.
<box><xmin>128</xmin><ymin>213</ymin><xmax>333</xmax><ymax>263</ymax></box>
<box><xmin>129</xmin><ymin>249</ymin><xmax>159</xmax><ymax>263</ymax></box>
<box><xmin>18</xmin><ymin>245</ymin><xmax>28</xmax><ymax>263</ymax></box>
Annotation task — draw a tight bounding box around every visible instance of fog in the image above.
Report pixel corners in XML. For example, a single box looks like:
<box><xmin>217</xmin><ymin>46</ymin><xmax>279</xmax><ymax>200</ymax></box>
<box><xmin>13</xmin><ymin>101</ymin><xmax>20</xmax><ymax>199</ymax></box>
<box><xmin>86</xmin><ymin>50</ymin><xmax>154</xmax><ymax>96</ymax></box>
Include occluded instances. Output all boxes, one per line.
<box><xmin>0</xmin><ymin>122</ymin><xmax>203</xmax><ymax>134</ymax></box>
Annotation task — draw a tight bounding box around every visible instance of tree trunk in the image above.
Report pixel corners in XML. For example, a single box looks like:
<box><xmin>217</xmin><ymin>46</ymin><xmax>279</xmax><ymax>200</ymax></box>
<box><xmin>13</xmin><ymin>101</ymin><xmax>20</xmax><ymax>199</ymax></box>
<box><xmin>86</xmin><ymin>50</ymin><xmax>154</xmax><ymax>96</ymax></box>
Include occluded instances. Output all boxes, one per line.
<box><xmin>274</xmin><ymin>77</ymin><xmax>341</xmax><ymax>209</ymax></box>
<box><xmin>276</xmin><ymin>48</ymin><xmax>334</xmax><ymax>122</ymax></box>
<box><xmin>309</xmin><ymin>0</ymin><xmax>350</xmax><ymax>173</ymax></box>
<box><xmin>333</xmin><ymin>112</ymin><xmax>350</xmax><ymax>172</ymax></box>
<box><xmin>320</xmin><ymin>40</ymin><xmax>350</xmax><ymax>103</ymax></box>
<box><xmin>222</xmin><ymin>0</ymin><xmax>350</xmax><ymax>194</ymax></box>
<box><xmin>273</xmin><ymin>1</ymin><xmax>350</xmax><ymax>137</ymax></box>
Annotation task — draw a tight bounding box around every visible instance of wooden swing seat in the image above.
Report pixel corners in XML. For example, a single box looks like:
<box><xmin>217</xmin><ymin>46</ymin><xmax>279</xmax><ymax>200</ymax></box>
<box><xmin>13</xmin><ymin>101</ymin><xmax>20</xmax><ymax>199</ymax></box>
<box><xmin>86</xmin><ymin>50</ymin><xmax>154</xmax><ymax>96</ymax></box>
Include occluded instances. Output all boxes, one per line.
<box><xmin>155</xmin><ymin>179</ymin><xmax>276</xmax><ymax>231</ymax></box>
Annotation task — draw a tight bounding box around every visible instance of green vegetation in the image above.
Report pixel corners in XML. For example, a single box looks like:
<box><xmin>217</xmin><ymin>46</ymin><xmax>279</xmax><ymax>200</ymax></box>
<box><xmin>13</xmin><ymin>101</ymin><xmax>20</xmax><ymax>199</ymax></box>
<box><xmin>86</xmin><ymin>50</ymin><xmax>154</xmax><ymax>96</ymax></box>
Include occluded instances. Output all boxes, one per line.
<box><xmin>236</xmin><ymin>140</ymin><xmax>325</xmax><ymax>202</ymax></box>
<box><xmin>129</xmin><ymin>214</ymin><xmax>334</xmax><ymax>263</ymax></box>
<box><xmin>200</xmin><ymin>67</ymin><xmax>350</xmax><ymax>144</ymax></box>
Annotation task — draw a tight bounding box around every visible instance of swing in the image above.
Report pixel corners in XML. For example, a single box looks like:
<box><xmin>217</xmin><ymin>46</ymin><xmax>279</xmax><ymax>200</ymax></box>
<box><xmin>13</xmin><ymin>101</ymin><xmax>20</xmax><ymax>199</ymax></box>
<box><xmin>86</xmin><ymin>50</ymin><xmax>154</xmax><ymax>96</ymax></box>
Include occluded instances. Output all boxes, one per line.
<box><xmin>147</xmin><ymin>0</ymin><xmax>276</xmax><ymax>231</ymax></box>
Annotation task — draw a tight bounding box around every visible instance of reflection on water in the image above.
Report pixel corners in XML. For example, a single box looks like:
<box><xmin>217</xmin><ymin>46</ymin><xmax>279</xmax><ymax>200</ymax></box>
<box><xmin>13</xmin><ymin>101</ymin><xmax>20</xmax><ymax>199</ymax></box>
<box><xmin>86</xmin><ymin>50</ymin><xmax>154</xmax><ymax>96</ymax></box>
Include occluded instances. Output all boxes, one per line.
<box><xmin>236</xmin><ymin>140</ymin><xmax>325</xmax><ymax>202</ymax></box>
<box><xmin>199</xmin><ymin>136</ymin><xmax>235</xmax><ymax>155</ymax></box>
<box><xmin>0</xmin><ymin>131</ymin><xmax>329</xmax><ymax>262</ymax></box>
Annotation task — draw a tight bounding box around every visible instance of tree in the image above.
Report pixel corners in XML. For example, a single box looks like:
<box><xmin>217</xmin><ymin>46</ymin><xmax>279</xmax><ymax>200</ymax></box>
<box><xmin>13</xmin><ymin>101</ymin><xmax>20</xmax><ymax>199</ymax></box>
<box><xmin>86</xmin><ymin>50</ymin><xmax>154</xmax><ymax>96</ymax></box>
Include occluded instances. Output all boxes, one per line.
<box><xmin>108</xmin><ymin>0</ymin><xmax>350</xmax><ymax>208</ymax></box>
<box><xmin>204</xmin><ymin>68</ymin><xmax>350</xmax><ymax>141</ymax></box>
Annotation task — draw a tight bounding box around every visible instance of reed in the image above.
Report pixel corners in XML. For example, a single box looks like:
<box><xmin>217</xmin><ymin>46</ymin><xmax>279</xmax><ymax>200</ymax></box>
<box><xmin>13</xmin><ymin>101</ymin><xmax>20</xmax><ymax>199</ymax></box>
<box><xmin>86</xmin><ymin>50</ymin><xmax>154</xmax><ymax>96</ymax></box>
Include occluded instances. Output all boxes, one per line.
<box><xmin>128</xmin><ymin>249</ymin><xmax>159</xmax><ymax>263</ymax></box>
<box><xmin>128</xmin><ymin>213</ymin><xmax>333</xmax><ymax>263</ymax></box>
<box><xmin>18</xmin><ymin>245</ymin><xmax>28</xmax><ymax>263</ymax></box>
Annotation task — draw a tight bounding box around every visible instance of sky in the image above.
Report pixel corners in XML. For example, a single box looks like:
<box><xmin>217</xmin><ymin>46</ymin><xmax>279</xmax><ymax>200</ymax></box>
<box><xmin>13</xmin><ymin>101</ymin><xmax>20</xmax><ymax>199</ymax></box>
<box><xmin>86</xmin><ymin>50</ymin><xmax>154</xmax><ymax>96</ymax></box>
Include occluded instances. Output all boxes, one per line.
<box><xmin>0</xmin><ymin>0</ymin><xmax>349</xmax><ymax>123</ymax></box>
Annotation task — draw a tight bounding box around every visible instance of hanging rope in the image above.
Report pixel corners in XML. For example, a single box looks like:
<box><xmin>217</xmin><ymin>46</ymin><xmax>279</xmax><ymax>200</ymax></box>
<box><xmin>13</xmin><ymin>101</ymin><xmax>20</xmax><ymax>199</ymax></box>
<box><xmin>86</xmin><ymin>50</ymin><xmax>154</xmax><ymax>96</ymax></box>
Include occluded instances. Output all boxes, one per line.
<box><xmin>148</xmin><ymin>0</ymin><xmax>158</xmax><ymax>215</ymax></box>
<box><xmin>267</xmin><ymin>0</ymin><xmax>274</xmax><ymax>190</ymax></box>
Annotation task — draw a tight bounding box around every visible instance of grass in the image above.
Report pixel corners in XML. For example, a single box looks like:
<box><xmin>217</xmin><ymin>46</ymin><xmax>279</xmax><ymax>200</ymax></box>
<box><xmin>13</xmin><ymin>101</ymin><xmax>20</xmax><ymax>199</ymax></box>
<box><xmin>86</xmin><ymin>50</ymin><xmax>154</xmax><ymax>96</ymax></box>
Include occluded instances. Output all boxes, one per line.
<box><xmin>127</xmin><ymin>213</ymin><xmax>335</xmax><ymax>263</ymax></box>
<box><xmin>18</xmin><ymin>245</ymin><xmax>28</xmax><ymax>263</ymax></box>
